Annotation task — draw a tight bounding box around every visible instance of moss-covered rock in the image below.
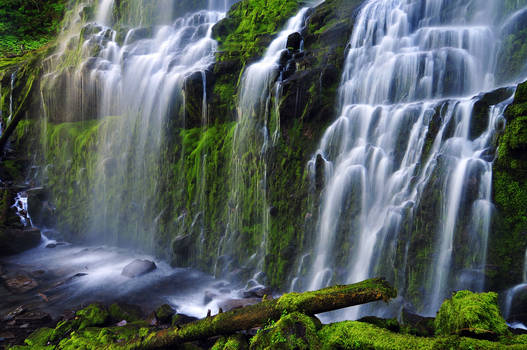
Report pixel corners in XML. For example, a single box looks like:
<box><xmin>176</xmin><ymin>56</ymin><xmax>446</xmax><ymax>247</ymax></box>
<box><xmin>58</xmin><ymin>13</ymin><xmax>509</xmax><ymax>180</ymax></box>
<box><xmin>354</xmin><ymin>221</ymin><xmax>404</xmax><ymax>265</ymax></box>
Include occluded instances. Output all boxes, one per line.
<box><xmin>213</xmin><ymin>334</ymin><xmax>249</xmax><ymax>350</ymax></box>
<box><xmin>23</xmin><ymin>327</ymin><xmax>53</xmax><ymax>347</ymax></box>
<box><xmin>434</xmin><ymin>291</ymin><xmax>509</xmax><ymax>339</ymax></box>
<box><xmin>76</xmin><ymin>304</ymin><xmax>110</xmax><ymax>330</ymax></box>
<box><xmin>249</xmin><ymin>312</ymin><xmax>322</xmax><ymax>350</ymax></box>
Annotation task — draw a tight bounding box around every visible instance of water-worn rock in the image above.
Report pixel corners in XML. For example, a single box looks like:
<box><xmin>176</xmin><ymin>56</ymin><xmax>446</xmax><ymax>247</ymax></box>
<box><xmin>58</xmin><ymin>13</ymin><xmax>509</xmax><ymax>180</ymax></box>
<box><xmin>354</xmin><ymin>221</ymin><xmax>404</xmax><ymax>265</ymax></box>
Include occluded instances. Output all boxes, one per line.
<box><xmin>121</xmin><ymin>259</ymin><xmax>157</xmax><ymax>278</ymax></box>
<box><xmin>3</xmin><ymin>274</ymin><xmax>38</xmax><ymax>294</ymax></box>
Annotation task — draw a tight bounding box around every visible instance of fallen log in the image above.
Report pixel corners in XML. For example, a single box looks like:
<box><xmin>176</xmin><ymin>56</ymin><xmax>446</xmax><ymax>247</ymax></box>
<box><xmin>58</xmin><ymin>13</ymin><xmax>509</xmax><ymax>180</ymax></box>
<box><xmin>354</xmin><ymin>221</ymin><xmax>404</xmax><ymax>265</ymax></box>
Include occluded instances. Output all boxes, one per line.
<box><xmin>109</xmin><ymin>277</ymin><xmax>397</xmax><ymax>349</ymax></box>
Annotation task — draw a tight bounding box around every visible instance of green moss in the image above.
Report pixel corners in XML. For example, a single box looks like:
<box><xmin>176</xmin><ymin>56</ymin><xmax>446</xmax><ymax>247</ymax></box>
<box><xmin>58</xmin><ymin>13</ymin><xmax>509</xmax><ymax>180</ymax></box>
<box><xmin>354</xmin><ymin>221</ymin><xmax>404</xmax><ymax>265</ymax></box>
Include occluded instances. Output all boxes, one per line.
<box><xmin>24</xmin><ymin>327</ymin><xmax>54</xmax><ymax>347</ymax></box>
<box><xmin>213</xmin><ymin>334</ymin><xmax>249</xmax><ymax>350</ymax></box>
<box><xmin>213</xmin><ymin>0</ymin><xmax>301</xmax><ymax>62</ymax></box>
<box><xmin>76</xmin><ymin>304</ymin><xmax>110</xmax><ymax>330</ymax></box>
<box><xmin>249</xmin><ymin>312</ymin><xmax>322</xmax><ymax>350</ymax></box>
<box><xmin>0</xmin><ymin>0</ymin><xmax>65</xmax><ymax>56</ymax></box>
<box><xmin>276</xmin><ymin>279</ymin><xmax>397</xmax><ymax>313</ymax></box>
<box><xmin>318</xmin><ymin>321</ymin><xmax>527</xmax><ymax>350</ymax></box>
<box><xmin>434</xmin><ymin>291</ymin><xmax>509</xmax><ymax>338</ymax></box>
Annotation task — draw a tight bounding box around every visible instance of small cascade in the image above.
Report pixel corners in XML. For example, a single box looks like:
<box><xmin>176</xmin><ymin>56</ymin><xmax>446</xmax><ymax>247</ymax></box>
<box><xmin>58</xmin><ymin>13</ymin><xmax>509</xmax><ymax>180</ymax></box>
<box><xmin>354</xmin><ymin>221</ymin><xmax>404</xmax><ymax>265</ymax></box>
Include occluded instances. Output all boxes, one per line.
<box><xmin>296</xmin><ymin>0</ymin><xmax>525</xmax><ymax>318</ymax></box>
<box><xmin>12</xmin><ymin>191</ymin><xmax>32</xmax><ymax>227</ymax></box>
<box><xmin>8</xmin><ymin>69</ymin><xmax>17</xmax><ymax>124</ymax></box>
<box><xmin>218</xmin><ymin>7</ymin><xmax>310</xmax><ymax>281</ymax></box>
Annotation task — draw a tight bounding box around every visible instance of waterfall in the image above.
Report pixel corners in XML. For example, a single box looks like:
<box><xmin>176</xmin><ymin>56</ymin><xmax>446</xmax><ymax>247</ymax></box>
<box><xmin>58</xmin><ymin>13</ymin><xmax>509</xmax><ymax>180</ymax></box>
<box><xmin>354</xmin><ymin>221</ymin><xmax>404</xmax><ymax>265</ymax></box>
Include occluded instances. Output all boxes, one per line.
<box><xmin>299</xmin><ymin>0</ymin><xmax>523</xmax><ymax>317</ymax></box>
<box><xmin>39</xmin><ymin>0</ymin><xmax>233</xmax><ymax>251</ymax></box>
<box><xmin>218</xmin><ymin>7</ymin><xmax>310</xmax><ymax>282</ymax></box>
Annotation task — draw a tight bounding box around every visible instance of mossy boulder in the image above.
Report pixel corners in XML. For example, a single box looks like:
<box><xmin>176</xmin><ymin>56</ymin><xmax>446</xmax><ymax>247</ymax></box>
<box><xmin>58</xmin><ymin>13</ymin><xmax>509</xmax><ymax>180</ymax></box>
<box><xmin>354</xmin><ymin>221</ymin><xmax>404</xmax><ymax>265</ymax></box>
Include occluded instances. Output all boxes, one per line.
<box><xmin>154</xmin><ymin>304</ymin><xmax>175</xmax><ymax>324</ymax></box>
<box><xmin>76</xmin><ymin>303</ymin><xmax>110</xmax><ymax>330</ymax></box>
<box><xmin>249</xmin><ymin>312</ymin><xmax>322</xmax><ymax>350</ymax></box>
<box><xmin>434</xmin><ymin>291</ymin><xmax>509</xmax><ymax>339</ymax></box>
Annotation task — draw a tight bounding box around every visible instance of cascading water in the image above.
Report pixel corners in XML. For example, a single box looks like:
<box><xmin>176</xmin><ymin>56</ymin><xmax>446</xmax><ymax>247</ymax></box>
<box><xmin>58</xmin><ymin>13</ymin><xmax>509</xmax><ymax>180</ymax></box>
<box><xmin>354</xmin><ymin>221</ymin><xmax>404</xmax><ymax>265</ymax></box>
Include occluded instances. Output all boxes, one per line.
<box><xmin>218</xmin><ymin>6</ymin><xmax>310</xmax><ymax>282</ymax></box>
<box><xmin>296</xmin><ymin>0</ymin><xmax>526</xmax><ymax>317</ymax></box>
<box><xmin>40</xmin><ymin>0</ymin><xmax>235</xmax><ymax>251</ymax></box>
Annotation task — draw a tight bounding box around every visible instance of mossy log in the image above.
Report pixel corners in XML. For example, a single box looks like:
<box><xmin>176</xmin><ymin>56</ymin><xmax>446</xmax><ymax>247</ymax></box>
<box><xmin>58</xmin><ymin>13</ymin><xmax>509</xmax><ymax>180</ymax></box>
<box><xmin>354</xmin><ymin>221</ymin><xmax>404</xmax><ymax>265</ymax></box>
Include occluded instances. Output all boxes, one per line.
<box><xmin>109</xmin><ymin>278</ymin><xmax>396</xmax><ymax>349</ymax></box>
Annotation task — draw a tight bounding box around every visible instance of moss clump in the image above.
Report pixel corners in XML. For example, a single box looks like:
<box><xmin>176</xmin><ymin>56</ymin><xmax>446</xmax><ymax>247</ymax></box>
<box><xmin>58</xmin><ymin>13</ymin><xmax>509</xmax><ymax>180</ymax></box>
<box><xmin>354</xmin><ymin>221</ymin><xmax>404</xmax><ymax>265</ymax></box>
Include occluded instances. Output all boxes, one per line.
<box><xmin>434</xmin><ymin>291</ymin><xmax>509</xmax><ymax>338</ymax></box>
<box><xmin>154</xmin><ymin>304</ymin><xmax>175</xmax><ymax>323</ymax></box>
<box><xmin>76</xmin><ymin>304</ymin><xmax>110</xmax><ymax>330</ymax></box>
<box><xmin>249</xmin><ymin>312</ymin><xmax>322</xmax><ymax>350</ymax></box>
<box><xmin>213</xmin><ymin>334</ymin><xmax>249</xmax><ymax>350</ymax></box>
<box><xmin>318</xmin><ymin>321</ymin><xmax>527</xmax><ymax>350</ymax></box>
<box><xmin>24</xmin><ymin>327</ymin><xmax>54</xmax><ymax>347</ymax></box>
<box><xmin>212</xmin><ymin>0</ymin><xmax>301</xmax><ymax>62</ymax></box>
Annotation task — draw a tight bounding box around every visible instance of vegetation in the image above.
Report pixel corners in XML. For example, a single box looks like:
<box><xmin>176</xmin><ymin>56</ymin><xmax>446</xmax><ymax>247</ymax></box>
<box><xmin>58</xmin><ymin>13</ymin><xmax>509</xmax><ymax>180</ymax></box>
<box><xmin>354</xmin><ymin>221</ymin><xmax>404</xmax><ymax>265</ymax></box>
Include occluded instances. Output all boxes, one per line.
<box><xmin>0</xmin><ymin>0</ymin><xmax>66</xmax><ymax>56</ymax></box>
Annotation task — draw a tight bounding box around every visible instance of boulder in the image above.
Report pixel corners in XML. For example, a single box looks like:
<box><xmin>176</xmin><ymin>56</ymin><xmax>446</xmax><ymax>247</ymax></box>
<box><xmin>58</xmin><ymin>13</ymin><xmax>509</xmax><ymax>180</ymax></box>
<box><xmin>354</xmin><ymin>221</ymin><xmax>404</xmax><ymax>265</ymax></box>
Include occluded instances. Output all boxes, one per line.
<box><xmin>121</xmin><ymin>259</ymin><xmax>157</xmax><ymax>278</ymax></box>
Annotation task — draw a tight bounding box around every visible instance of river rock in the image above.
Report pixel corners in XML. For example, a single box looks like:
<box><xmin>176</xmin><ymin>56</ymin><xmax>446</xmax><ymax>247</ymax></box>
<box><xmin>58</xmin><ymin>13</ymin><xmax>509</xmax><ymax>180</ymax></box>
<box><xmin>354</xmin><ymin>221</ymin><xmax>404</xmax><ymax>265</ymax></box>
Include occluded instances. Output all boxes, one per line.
<box><xmin>3</xmin><ymin>274</ymin><xmax>38</xmax><ymax>294</ymax></box>
<box><xmin>121</xmin><ymin>259</ymin><xmax>157</xmax><ymax>278</ymax></box>
<box><xmin>218</xmin><ymin>298</ymin><xmax>261</xmax><ymax>312</ymax></box>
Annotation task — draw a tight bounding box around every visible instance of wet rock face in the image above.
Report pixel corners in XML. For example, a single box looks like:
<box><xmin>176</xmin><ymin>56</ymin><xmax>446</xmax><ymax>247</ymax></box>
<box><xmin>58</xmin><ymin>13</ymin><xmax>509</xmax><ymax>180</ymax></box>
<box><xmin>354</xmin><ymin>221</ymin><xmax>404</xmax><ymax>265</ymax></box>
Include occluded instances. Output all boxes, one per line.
<box><xmin>121</xmin><ymin>259</ymin><xmax>157</xmax><ymax>278</ymax></box>
<box><xmin>0</xmin><ymin>228</ymin><xmax>41</xmax><ymax>256</ymax></box>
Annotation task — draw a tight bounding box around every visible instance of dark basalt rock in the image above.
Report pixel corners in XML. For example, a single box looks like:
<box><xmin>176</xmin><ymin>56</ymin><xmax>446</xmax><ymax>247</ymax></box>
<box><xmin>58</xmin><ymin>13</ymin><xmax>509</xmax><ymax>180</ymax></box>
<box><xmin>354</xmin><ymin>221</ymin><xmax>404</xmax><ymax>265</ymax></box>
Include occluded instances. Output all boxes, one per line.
<box><xmin>286</xmin><ymin>32</ymin><xmax>302</xmax><ymax>51</ymax></box>
<box><xmin>401</xmin><ymin>308</ymin><xmax>435</xmax><ymax>337</ymax></box>
<box><xmin>471</xmin><ymin>87</ymin><xmax>515</xmax><ymax>138</ymax></box>
<box><xmin>121</xmin><ymin>259</ymin><xmax>157</xmax><ymax>278</ymax></box>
